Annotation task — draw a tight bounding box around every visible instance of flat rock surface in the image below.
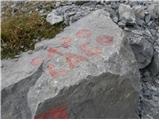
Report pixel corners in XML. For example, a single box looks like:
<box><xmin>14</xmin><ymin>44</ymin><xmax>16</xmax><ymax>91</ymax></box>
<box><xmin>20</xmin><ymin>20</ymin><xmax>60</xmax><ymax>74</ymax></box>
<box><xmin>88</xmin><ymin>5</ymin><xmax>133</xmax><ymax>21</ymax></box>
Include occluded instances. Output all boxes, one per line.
<box><xmin>1</xmin><ymin>9</ymin><xmax>140</xmax><ymax>119</ymax></box>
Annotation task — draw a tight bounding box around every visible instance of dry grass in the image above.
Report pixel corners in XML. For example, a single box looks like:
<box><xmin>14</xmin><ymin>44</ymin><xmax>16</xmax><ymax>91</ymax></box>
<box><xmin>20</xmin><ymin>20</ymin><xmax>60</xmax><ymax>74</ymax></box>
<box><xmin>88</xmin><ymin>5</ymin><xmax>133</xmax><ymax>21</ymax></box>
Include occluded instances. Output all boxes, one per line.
<box><xmin>1</xmin><ymin>12</ymin><xmax>65</xmax><ymax>59</ymax></box>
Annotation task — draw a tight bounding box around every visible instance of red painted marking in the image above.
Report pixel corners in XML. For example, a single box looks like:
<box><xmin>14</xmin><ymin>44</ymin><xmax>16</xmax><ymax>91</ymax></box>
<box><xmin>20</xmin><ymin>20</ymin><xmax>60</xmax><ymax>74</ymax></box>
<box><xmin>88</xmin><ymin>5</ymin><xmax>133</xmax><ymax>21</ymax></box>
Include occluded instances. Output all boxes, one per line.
<box><xmin>48</xmin><ymin>64</ymin><xmax>66</xmax><ymax>78</ymax></box>
<box><xmin>76</xmin><ymin>28</ymin><xmax>92</xmax><ymax>38</ymax></box>
<box><xmin>79</xmin><ymin>43</ymin><xmax>102</xmax><ymax>56</ymax></box>
<box><xmin>61</xmin><ymin>37</ymin><xmax>73</xmax><ymax>48</ymax></box>
<box><xmin>31</xmin><ymin>58</ymin><xmax>43</xmax><ymax>65</ymax></box>
<box><xmin>96</xmin><ymin>35</ymin><xmax>113</xmax><ymax>46</ymax></box>
<box><xmin>65</xmin><ymin>53</ymin><xmax>87</xmax><ymax>69</ymax></box>
<box><xmin>34</xmin><ymin>106</ymin><xmax>68</xmax><ymax>119</ymax></box>
<box><xmin>48</xmin><ymin>47</ymin><xmax>62</xmax><ymax>59</ymax></box>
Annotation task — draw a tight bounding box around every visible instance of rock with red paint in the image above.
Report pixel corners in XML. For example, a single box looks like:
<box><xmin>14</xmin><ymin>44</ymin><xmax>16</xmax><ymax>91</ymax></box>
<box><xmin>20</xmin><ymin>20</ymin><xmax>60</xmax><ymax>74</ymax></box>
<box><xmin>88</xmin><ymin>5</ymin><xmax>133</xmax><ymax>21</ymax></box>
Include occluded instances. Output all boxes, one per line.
<box><xmin>1</xmin><ymin>9</ymin><xmax>141</xmax><ymax>119</ymax></box>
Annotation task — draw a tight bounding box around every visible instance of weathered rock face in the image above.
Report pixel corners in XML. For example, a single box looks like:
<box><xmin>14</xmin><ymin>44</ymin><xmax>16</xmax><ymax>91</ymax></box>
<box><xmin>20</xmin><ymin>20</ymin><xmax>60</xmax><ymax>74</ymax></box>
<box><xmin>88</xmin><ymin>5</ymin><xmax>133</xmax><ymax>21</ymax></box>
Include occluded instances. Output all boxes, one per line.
<box><xmin>1</xmin><ymin>9</ymin><xmax>140</xmax><ymax>119</ymax></box>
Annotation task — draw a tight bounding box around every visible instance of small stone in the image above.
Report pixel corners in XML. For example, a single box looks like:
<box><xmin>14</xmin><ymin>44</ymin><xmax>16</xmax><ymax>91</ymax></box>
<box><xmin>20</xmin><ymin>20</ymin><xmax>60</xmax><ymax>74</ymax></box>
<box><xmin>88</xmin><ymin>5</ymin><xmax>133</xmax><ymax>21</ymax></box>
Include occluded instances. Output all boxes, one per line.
<box><xmin>148</xmin><ymin>52</ymin><xmax>159</xmax><ymax>77</ymax></box>
<box><xmin>55</xmin><ymin>2</ymin><xmax>61</xmax><ymax>8</ymax></box>
<box><xmin>118</xmin><ymin>21</ymin><xmax>125</xmax><ymax>27</ymax></box>
<box><xmin>147</xmin><ymin>3</ymin><xmax>159</xmax><ymax>18</ymax></box>
<box><xmin>118</xmin><ymin>4</ymin><xmax>136</xmax><ymax>25</ymax></box>
<box><xmin>112</xmin><ymin>16</ymin><xmax>118</xmax><ymax>23</ymax></box>
<box><xmin>67</xmin><ymin>11</ymin><xmax>76</xmax><ymax>17</ymax></box>
<box><xmin>133</xmin><ymin>5</ymin><xmax>145</xmax><ymax>18</ymax></box>
<box><xmin>136</xmin><ymin>18</ymin><xmax>145</xmax><ymax>27</ymax></box>
<box><xmin>143</xmin><ymin>90</ymin><xmax>152</xmax><ymax>99</ymax></box>
<box><xmin>46</xmin><ymin>10</ymin><xmax>63</xmax><ymax>25</ymax></box>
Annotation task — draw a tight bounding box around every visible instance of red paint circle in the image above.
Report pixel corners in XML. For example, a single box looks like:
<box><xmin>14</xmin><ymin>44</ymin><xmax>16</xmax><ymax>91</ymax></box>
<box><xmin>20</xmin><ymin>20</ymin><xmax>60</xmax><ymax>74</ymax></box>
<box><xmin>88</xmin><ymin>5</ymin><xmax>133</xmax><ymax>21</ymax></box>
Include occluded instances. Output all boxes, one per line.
<box><xmin>96</xmin><ymin>35</ymin><xmax>113</xmax><ymax>46</ymax></box>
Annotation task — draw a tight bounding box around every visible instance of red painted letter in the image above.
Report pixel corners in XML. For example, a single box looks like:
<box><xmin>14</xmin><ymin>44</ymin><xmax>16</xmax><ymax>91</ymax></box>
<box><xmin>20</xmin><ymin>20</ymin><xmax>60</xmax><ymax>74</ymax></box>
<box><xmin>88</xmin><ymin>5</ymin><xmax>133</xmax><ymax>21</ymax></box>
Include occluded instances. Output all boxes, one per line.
<box><xmin>96</xmin><ymin>35</ymin><xmax>113</xmax><ymax>46</ymax></box>
<box><xmin>76</xmin><ymin>28</ymin><xmax>92</xmax><ymax>38</ymax></box>
<box><xmin>31</xmin><ymin>57</ymin><xmax>43</xmax><ymax>65</ymax></box>
<box><xmin>79</xmin><ymin>43</ymin><xmax>102</xmax><ymax>56</ymax></box>
<box><xmin>48</xmin><ymin>64</ymin><xmax>66</xmax><ymax>78</ymax></box>
<box><xmin>48</xmin><ymin>47</ymin><xmax>62</xmax><ymax>59</ymax></box>
<box><xmin>61</xmin><ymin>37</ymin><xmax>73</xmax><ymax>48</ymax></box>
<box><xmin>65</xmin><ymin>53</ymin><xmax>87</xmax><ymax>69</ymax></box>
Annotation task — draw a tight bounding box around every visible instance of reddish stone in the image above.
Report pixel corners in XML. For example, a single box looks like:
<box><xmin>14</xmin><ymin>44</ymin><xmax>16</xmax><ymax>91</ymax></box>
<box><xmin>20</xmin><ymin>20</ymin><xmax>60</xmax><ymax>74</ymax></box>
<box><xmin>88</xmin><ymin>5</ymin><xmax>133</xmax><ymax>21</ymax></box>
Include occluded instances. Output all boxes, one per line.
<box><xmin>76</xmin><ymin>28</ymin><xmax>92</xmax><ymax>38</ymax></box>
<box><xmin>34</xmin><ymin>106</ymin><xmax>68</xmax><ymax>119</ymax></box>
<box><xmin>48</xmin><ymin>64</ymin><xmax>66</xmax><ymax>78</ymax></box>
<box><xmin>96</xmin><ymin>35</ymin><xmax>113</xmax><ymax>46</ymax></box>
<box><xmin>65</xmin><ymin>53</ymin><xmax>87</xmax><ymax>69</ymax></box>
<box><xmin>31</xmin><ymin>58</ymin><xmax>43</xmax><ymax>65</ymax></box>
<box><xmin>79</xmin><ymin>43</ymin><xmax>102</xmax><ymax>56</ymax></box>
<box><xmin>61</xmin><ymin>37</ymin><xmax>73</xmax><ymax>48</ymax></box>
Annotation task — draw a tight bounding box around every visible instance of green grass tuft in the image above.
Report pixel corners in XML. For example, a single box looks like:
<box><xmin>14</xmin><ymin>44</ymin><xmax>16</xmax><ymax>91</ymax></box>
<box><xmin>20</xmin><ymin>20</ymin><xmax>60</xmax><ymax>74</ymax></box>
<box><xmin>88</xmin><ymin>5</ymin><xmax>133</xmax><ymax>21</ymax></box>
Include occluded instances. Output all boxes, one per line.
<box><xmin>1</xmin><ymin>12</ymin><xmax>65</xmax><ymax>59</ymax></box>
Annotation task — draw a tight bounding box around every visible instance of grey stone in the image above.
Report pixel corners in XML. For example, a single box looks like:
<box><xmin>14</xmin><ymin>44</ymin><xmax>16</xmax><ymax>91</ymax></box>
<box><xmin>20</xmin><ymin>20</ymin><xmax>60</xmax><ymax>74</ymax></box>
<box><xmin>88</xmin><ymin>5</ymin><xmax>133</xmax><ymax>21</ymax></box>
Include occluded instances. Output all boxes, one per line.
<box><xmin>133</xmin><ymin>5</ymin><xmax>145</xmax><ymax>18</ymax></box>
<box><xmin>112</xmin><ymin>16</ymin><xmax>119</xmax><ymax>23</ymax></box>
<box><xmin>83</xmin><ymin>1</ymin><xmax>97</xmax><ymax>8</ymax></box>
<box><xmin>55</xmin><ymin>2</ymin><xmax>61</xmax><ymax>8</ymax></box>
<box><xmin>147</xmin><ymin>3</ymin><xmax>159</xmax><ymax>19</ymax></box>
<box><xmin>145</xmin><ymin>14</ymin><xmax>151</xmax><ymax>23</ymax></box>
<box><xmin>148</xmin><ymin>51</ymin><xmax>159</xmax><ymax>77</ymax></box>
<box><xmin>2</xmin><ymin>10</ymin><xmax>140</xmax><ymax>119</ymax></box>
<box><xmin>46</xmin><ymin>10</ymin><xmax>63</xmax><ymax>25</ymax></box>
<box><xmin>136</xmin><ymin>18</ymin><xmax>145</xmax><ymax>27</ymax></box>
<box><xmin>118</xmin><ymin>4</ymin><xmax>136</xmax><ymax>25</ymax></box>
<box><xmin>53</xmin><ymin>5</ymin><xmax>92</xmax><ymax>25</ymax></box>
<box><xmin>110</xmin><ymin>2</ymin><xmax>119</xmax><ymax>10</ymax></box>
<box><xmin>127</xmin><ymin>31</ymin><xmax>154</xmax><ymax>69</ymax></box>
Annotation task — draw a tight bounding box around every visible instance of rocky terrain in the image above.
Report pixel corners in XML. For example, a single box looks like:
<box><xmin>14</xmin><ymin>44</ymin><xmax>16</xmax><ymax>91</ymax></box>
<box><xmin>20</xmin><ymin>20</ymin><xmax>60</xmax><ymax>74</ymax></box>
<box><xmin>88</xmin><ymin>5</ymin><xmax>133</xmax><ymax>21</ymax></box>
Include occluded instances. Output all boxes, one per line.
<box><xmin>1</xmin><ymin>0</ymin><xmax>159</xmax><ymax>119</ymax></box>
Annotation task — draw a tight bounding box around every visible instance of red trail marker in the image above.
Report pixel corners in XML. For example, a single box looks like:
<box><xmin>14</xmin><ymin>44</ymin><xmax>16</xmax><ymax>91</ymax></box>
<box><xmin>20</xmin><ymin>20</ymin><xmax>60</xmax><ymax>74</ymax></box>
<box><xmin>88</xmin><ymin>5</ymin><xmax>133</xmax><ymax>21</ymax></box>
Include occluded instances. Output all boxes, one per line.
<box><xmin>48</xmin><ymin>47</ymin><xmax>62</xmax><ymax>59</ymax></box>
<box><xmin>61</xmin><ymin>37</ymin><xmax>73</xmax><ymax>48</ymax></box>
<box><xmin>31</xmin><ymin>58</ymin><xmax>43</xmax><ymax>65</ymax></box>
<box><xmin>79</xmin><ymin>43</ymin><xmax>102</xmax><ymax>56</ymax></box>
<box><xmin>48</xmin><ymin>64</ymin><xmax>66</xmax><ymax>78</ymax></box>
<box><xmin>76</xmin><ymin>28</ymin><xmax>92</xmax><ymax>38</ymax></box>
<box><xmin>96</xmin><ymin>35</ymin><xmax>113</xmax><ymax>46</ymax></box>
<box><xmin>34</xmin><ymin>106</ymin><xmax>68</xmax><ymax>119</ymax></box>
<box><xmin>65</xmin><ymin>53</ymin><xmax>87</xmax><ymax>69</ymax></box>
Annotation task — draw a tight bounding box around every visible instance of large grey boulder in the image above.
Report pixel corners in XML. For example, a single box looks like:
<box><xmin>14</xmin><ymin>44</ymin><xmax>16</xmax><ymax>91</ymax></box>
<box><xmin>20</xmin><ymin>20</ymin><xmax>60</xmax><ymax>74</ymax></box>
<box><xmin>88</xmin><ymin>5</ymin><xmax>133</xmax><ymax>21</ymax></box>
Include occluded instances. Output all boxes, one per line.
<box><xmin>1</xmin><ymin>9</ymin><xmax>140</xmax><ymax>119</ymax></box>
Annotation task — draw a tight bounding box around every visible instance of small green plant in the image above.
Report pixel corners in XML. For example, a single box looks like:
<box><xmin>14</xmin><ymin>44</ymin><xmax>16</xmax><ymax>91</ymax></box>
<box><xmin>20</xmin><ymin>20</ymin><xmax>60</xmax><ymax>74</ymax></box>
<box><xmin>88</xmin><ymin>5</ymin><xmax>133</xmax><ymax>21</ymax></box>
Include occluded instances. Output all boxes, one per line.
<box><xmin>1</xmin><ymin>12</ymin><xmax>65</xmax><ymax>59</ymax></box>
